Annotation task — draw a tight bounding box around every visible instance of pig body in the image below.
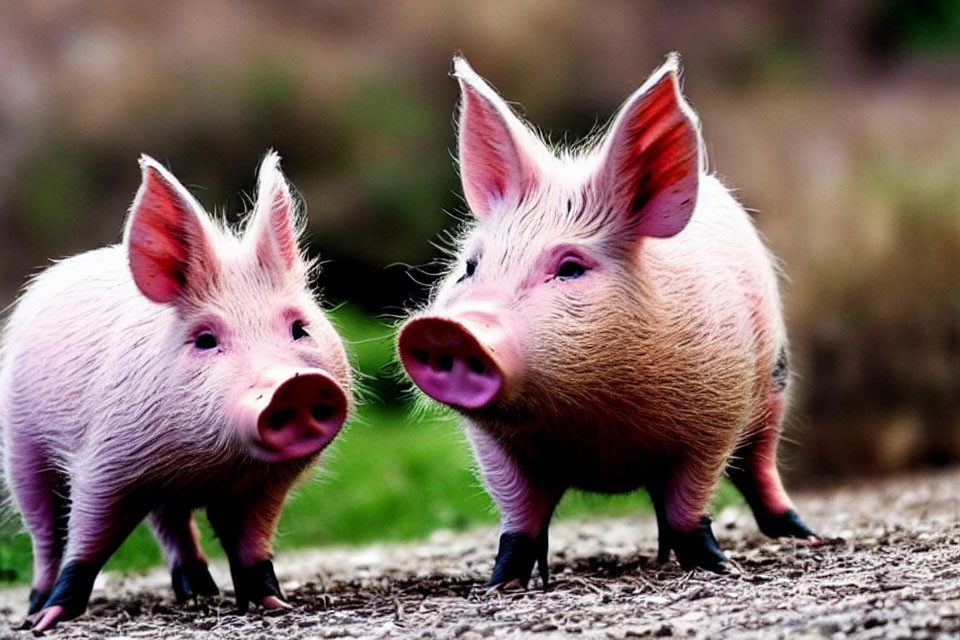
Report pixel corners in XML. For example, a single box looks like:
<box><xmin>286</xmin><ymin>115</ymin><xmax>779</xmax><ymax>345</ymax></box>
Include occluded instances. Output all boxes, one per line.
<box><xmin>399</xmin><ymin>55</ymin><xmax>817</xmax><ymax>589</ymax></box>
<box><xmin>0</xmin><ymin>153</ymin><xmax>351</xmax><ymax>630</ymax></box>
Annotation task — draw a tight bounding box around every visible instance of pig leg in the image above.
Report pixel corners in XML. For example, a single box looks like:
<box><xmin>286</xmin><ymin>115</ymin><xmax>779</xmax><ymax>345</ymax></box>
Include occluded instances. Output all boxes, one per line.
<box><xmin>469</xmin><ymin>429</ymin><xmax>563</xmax><ymax>590</ymax></box>
<box><xmin>5</xmin><ymin>439</ymin><xmax>68</xmax><ymax>614</ymax></box>
<box><xmin>726</xmin><ymin>390</ymin><xmax>820</xmax><ymax>542</ymax></box>
<box><xmin>148</xmin><ymin>505</ymin><xmax>219</xmax><ymax>602</ymax></box>
<box><xmin>651</xmin><ymin>457</ymin><xmax>728</xmax><ymax>573</ymax></box>
<box><xmin>207</xmin><ymin>488</ymin><xmax>290</xmax><ymax>613</ymax></box>
<box><xmin>30</xmin><ymin>483</ymin><xmax>148</xmax><ymax>631</ymax></box>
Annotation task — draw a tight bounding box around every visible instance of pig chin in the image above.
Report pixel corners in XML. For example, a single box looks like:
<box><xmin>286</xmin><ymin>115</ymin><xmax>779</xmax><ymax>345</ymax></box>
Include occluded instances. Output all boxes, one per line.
<box><xmin>232</xmin><ymin>366</ymin><xmax>349</xmax><ymax>463</ymax></box>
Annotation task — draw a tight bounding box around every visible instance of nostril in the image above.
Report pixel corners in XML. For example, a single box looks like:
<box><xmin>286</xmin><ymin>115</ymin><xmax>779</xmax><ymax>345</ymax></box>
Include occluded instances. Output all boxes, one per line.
<box><xmin>311</xmin><ymin>404</ymin><xmax>336</xmax><ymax>423</ymax></box>
<box><xmin>434</xmin><ymin>353</ymin><xmax>454</xmax><ymax>372</ymax></box>
<box><xmin>412</xmin><ymin>349</ymin><xmax>429</xmax><ymax>365</ymax></box>
<box><xmin>268</xmin><ymin>408</ymin><xmax>295</xmax><ymax>431</ymax></box>
<box><xmin>465</xmin><ymin>356</ymin><xmax>485</xmax><ymax>374</ymax></box>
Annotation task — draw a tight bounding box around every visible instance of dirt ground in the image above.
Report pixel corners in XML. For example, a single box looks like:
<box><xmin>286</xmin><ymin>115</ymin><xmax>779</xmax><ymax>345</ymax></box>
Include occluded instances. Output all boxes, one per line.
<box><xmin>1</xmin><ymin>469</ymin><xmax>958</xmax><ymax>640</ymax></box>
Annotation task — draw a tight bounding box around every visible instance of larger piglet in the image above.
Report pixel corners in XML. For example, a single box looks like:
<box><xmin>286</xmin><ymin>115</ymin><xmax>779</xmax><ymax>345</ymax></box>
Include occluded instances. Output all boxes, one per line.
<box><xmin>0</xmin><ymin>152</ymin><xmax>351</xmax><ymax>630</ymax></box>
<box><xmin>398</xmin><ymin>55</ymin><xmax>820</xmax><ymax>590</ymax></box>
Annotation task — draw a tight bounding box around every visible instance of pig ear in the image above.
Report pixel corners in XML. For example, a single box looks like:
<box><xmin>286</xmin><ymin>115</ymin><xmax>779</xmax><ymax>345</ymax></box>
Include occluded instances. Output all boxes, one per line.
<box><xmin>125</xmin><ymin>156</ymin><xmax>219</xmax><ymax>305</ymax></box>
<box><xmin>453</xmin><ymin>57</ymin><xmax>544</xmax><ymax>218</ymax></box>
<box><xmin>595</xmin><ymin>54</ymin><xmax>701</xmax><ymax>239</ymax></box>
<box><xmin>246</xmin><ymin>151</ymin><xmax>304</xmax><ymax>274</ymax></box>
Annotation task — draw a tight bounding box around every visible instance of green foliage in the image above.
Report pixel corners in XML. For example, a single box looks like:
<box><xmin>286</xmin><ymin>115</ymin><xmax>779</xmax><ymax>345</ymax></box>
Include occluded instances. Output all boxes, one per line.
<box><xmin>874</xmin><ymin>0</ymin><xmax>960</xmax><ymax>53</ymax></box>
<box><xmin>13</xmin><ymin>144</ymin><xmax>91</xmax><ymax>243</ymax></box>
<box><xmin>317</xmin><ymin>78</ymin><xmax>458</xmax><ymax>269</ymax></box>
<box><xmin>242</xmin><ymin>59</ymin><xmax>300</xmax><ymax>115</ymax></box>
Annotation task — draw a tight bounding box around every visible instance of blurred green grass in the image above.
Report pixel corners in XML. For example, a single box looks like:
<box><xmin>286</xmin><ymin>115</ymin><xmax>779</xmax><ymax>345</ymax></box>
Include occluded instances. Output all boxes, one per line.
<box><xmin>0</xmin><ymin>306</ymin><xmax>742</xmax><ymax>585</ymax></box>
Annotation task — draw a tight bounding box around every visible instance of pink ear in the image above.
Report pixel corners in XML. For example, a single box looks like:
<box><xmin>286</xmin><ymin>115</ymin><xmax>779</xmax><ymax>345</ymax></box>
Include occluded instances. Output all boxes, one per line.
<box><xmin>454</xmin><ymin>57</ymin><xmax>541</xmax><ymax>218</ymax></box>
<box><xmin>125</xmin><ymin>156</ymin><xmax>218</xmax><ymax>305</ymax></box>
<box><xmin>247</xmin><ymin>151</ymin><xmax>301</xmax><ymax>272</ymax></box>
<box><xmin>597</xmin><ymin>55</ymin><xmax>700</xmax><ymax>239</ymax></box>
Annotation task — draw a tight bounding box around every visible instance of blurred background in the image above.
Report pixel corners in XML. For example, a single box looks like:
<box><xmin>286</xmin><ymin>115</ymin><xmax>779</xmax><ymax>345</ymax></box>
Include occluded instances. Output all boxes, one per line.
<box><xmin>1</xmin><ymin>0</ymin><xmax>959</xmax><ymax>582</ymax></box>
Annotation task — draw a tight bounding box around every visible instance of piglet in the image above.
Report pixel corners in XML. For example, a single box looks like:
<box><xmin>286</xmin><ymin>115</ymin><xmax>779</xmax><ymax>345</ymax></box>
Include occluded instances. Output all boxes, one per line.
<box><xmin>398</xmin><ymin>55</ymin><xmax>820</xmax><ymax>590</ymax></box>
<box><xmin>0</xmin><ymin>152</ymin><xmax>351</xmax><ymax>630</ymax></box>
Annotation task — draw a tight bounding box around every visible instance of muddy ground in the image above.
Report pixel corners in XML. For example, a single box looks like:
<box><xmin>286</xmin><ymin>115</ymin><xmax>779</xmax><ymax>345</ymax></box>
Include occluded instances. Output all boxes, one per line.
<box><xmin>1</xmin><ymin>469</ymin><xmax>958</xmax><ymax>639</ymax></box>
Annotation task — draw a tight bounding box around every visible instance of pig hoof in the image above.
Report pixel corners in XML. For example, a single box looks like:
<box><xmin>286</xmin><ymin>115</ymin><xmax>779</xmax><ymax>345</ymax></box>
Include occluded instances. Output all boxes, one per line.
<box><xmin>40</xmin><ymin>561</ymin><xmax>99</xmax><ymax>623</ymax></box>
<box><xmin>756</xmin><ymin>509</ymin><xmax>818</xmax><ymax>541</ymax></box>
<box><xmin>30</xmin><ymin>605</ymin><xmax>66</xmax><ymax>632</ymax></box>
<box><xmin>488</xmin><ymin>531</ymin><xmax>549</xmax><ymax>591</ymax></box>
<box><xmin>656</xmin><ymin>536</ymin><xmax>671</xmax><ymax>564</ymax></box>
<box><xmin>232</xmin><ymin>559</ymin><xmax>283</xmax><ymax>613</ymax></box>
<box><xmin>261</xmin><ymin>595</ymin><xmax>293</xmax><ymax>610</ymax></box>
<box><xmin>27</xmin><ymin>588</ymin><xmax>51</xmax><ymax>615</ymax></box>
<box><xmin>672</xmin><ymin>517</ymin><xmax>727</xmax><ymax>574</ymax></box>
<box><xmin>172</xmin><ymin>559</ymin><xmax>220</xmax><ymax>603</ymax></box>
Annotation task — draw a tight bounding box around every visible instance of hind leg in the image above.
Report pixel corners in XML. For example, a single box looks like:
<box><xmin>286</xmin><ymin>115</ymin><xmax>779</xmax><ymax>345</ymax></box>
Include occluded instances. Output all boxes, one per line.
<box><xmin>5</xmin><ymin>437</ymin><xmax>69</xmax><ymax>614</ymax></box>
<box><xmin>148</xmin><ymin>505</ymin><xmax>219</xmax><ymax>603</ymax></box>
<box><xmin>726</xmin><ymin>390</ymin><xmax>820</xmax><ymax>542</ymax></box>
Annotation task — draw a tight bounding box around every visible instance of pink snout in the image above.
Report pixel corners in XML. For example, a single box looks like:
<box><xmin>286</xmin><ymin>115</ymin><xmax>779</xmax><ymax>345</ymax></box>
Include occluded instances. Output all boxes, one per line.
<box><xmin>239</xmin><ymin>368</ymin><xmax>348</xmax><ymax>463</ymax></box>
<box><xmin>398</xmin><ymin>316</ymin><xmax>506</xmax><ymax>410</ymax></box>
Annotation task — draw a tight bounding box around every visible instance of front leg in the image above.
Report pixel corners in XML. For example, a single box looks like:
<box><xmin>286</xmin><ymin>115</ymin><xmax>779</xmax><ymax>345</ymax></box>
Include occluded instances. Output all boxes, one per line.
<box><xmin>30</xmin><ymin>486</ymin><xmax>148</xmax><ymax>631</ymax></box>
<box><xmin>650</xmin><ymin>457</ymin><xmax>728</xmax><ymax>574</ymax></box>
<box><xmin>148</xmin><ymin>504</ymin><xmax>219</xmax><ymax>603</ymax></box>
<box><xmin>468</xmin><ymin>428</ymin><xmax>564</xmax><ymax>590</ymax></box>
<box><xmin>206</xmin><ymin>487</ymin><xmax>290</xmax><ymax>613</ymax></box>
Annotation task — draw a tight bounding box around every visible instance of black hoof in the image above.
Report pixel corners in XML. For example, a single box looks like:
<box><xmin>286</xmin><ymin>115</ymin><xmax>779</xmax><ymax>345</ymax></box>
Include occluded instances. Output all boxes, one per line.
<box><xmin>755</xmin><ymin>508</ymin><xmax>818</xmax><ymax>541</ymax></box>
<box><xmin>27</xmin><ymin>588</ymin><xmax>51</xmax><ymax>615</ymax></box>
<box><xmin>656</xmin><ymin>537</ymin><xmax>671</xmax><ymax>564</ymax></box>
<box><xmin>671</xmin><ymin>517</ymin><xmax>728</xmax><ymax>573</ymax></box>
<box><xmin>229</xmin><ymin>559</ymin><xmax>282</xmax><ymax>613</ymax></box>
<box><xmin>172</xmin><ymin>558</ymin><xmax>220</xmax><ymax>603</ymax></box>
<box><xmin>43</xmin><ymin>561</ymin><xmax>101</xmax><ymax>620</ymax></box>
<box><xmin>488</xmin><ymin>530</ymin><xmax>549</xmax><ymax>590</ymax></box>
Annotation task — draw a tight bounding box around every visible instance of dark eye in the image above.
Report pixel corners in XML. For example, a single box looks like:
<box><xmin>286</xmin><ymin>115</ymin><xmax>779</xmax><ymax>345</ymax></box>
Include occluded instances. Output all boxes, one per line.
<box><xmin>194</xmin><ymin>332</ymin><xmax>218</xmax><ymax>350</ymax></box>
<box><xmin>458</xmin><ymin>258</ymin><xmax>478</xmax><ymax>283</ymax></box>
<box><xmin>292</xmin><ymin>320</ymin><xmax>310</xmax><ymax>341</ymax></box>
<box><xmin>556</xmin><ymin>259</ymin><xmax>587</xmax><ymax>280</ymax></box>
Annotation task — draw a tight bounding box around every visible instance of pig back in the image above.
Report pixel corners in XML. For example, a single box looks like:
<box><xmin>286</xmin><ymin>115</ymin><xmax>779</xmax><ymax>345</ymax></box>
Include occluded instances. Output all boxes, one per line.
<box><xmin>0</xmin><ymin>244</ymin><xmax>177</xmax><ymax>467</ymax></box>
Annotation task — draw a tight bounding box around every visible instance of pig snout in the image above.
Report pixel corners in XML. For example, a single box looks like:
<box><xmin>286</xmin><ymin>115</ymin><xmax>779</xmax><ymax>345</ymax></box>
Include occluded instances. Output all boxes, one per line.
<box><xmin>238</xmin><ymin>368</ymin><xmax>348</xmax><ymax>462</ymax></box>
<box><xmin>398</xmin><ymin>314</ymin><xmax>516</xmax><ymax>410</ymax></box>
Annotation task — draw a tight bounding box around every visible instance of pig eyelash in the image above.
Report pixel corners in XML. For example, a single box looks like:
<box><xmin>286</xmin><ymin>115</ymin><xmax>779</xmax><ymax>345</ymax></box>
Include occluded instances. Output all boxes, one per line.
<box><xmin>457</xmin><ymin>257</ymin><xmax>479</xmax><ymax>283</ymax></box>
<box><xmin>291</xmin><ymin>320</ymin><xmax>310</xmax><ymax>341</ymax></box>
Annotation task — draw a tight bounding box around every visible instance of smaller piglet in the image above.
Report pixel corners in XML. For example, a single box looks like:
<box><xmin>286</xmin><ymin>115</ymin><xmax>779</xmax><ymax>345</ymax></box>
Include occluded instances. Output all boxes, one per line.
<box><xmin>0</xmin><ymin>153</ymin><xmax>351</xmax><ymax>630</ymax></box>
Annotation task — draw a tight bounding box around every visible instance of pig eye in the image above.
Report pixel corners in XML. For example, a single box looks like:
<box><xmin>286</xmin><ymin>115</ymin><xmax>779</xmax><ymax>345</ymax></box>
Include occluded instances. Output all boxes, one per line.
<box><xmin>458</xmin><ymin>258</ymin><xmax>478</xmax><ymax>283</ymax></box>
<box><xmin>194</xmin><ymin>332</ymin><xmax>218</xmax><ymax>350</ymax></box>
<box><xmin>556</xmin><ymin>259</ymin><xmax>587</xmax><ymax>280</ymax></box>
<box><xmin>292</xmin><ymin>320</ymin><xmax>310</xmax><ymax>341</ymax></box>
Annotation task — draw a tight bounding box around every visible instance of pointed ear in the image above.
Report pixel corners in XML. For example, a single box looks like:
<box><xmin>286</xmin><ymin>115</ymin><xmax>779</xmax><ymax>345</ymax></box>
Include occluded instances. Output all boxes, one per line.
<box><xmin>453</xmin><ymin>57</ymin><xmax>544</xmax><ymax>218</ymax></box>
<box><xmin>246</xmin><ymin>151</ymin><xmax>303</xmax><ymax>274</ymax></box>
<box><xmin>125</xmin><ymin>156</ymin><xmax>219</xmax><ymax>305</ymax></box>
<box><xmin>595</xmin><ymin>54</ymin><xmax>701</xmax><ymax>239</ymax></box>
